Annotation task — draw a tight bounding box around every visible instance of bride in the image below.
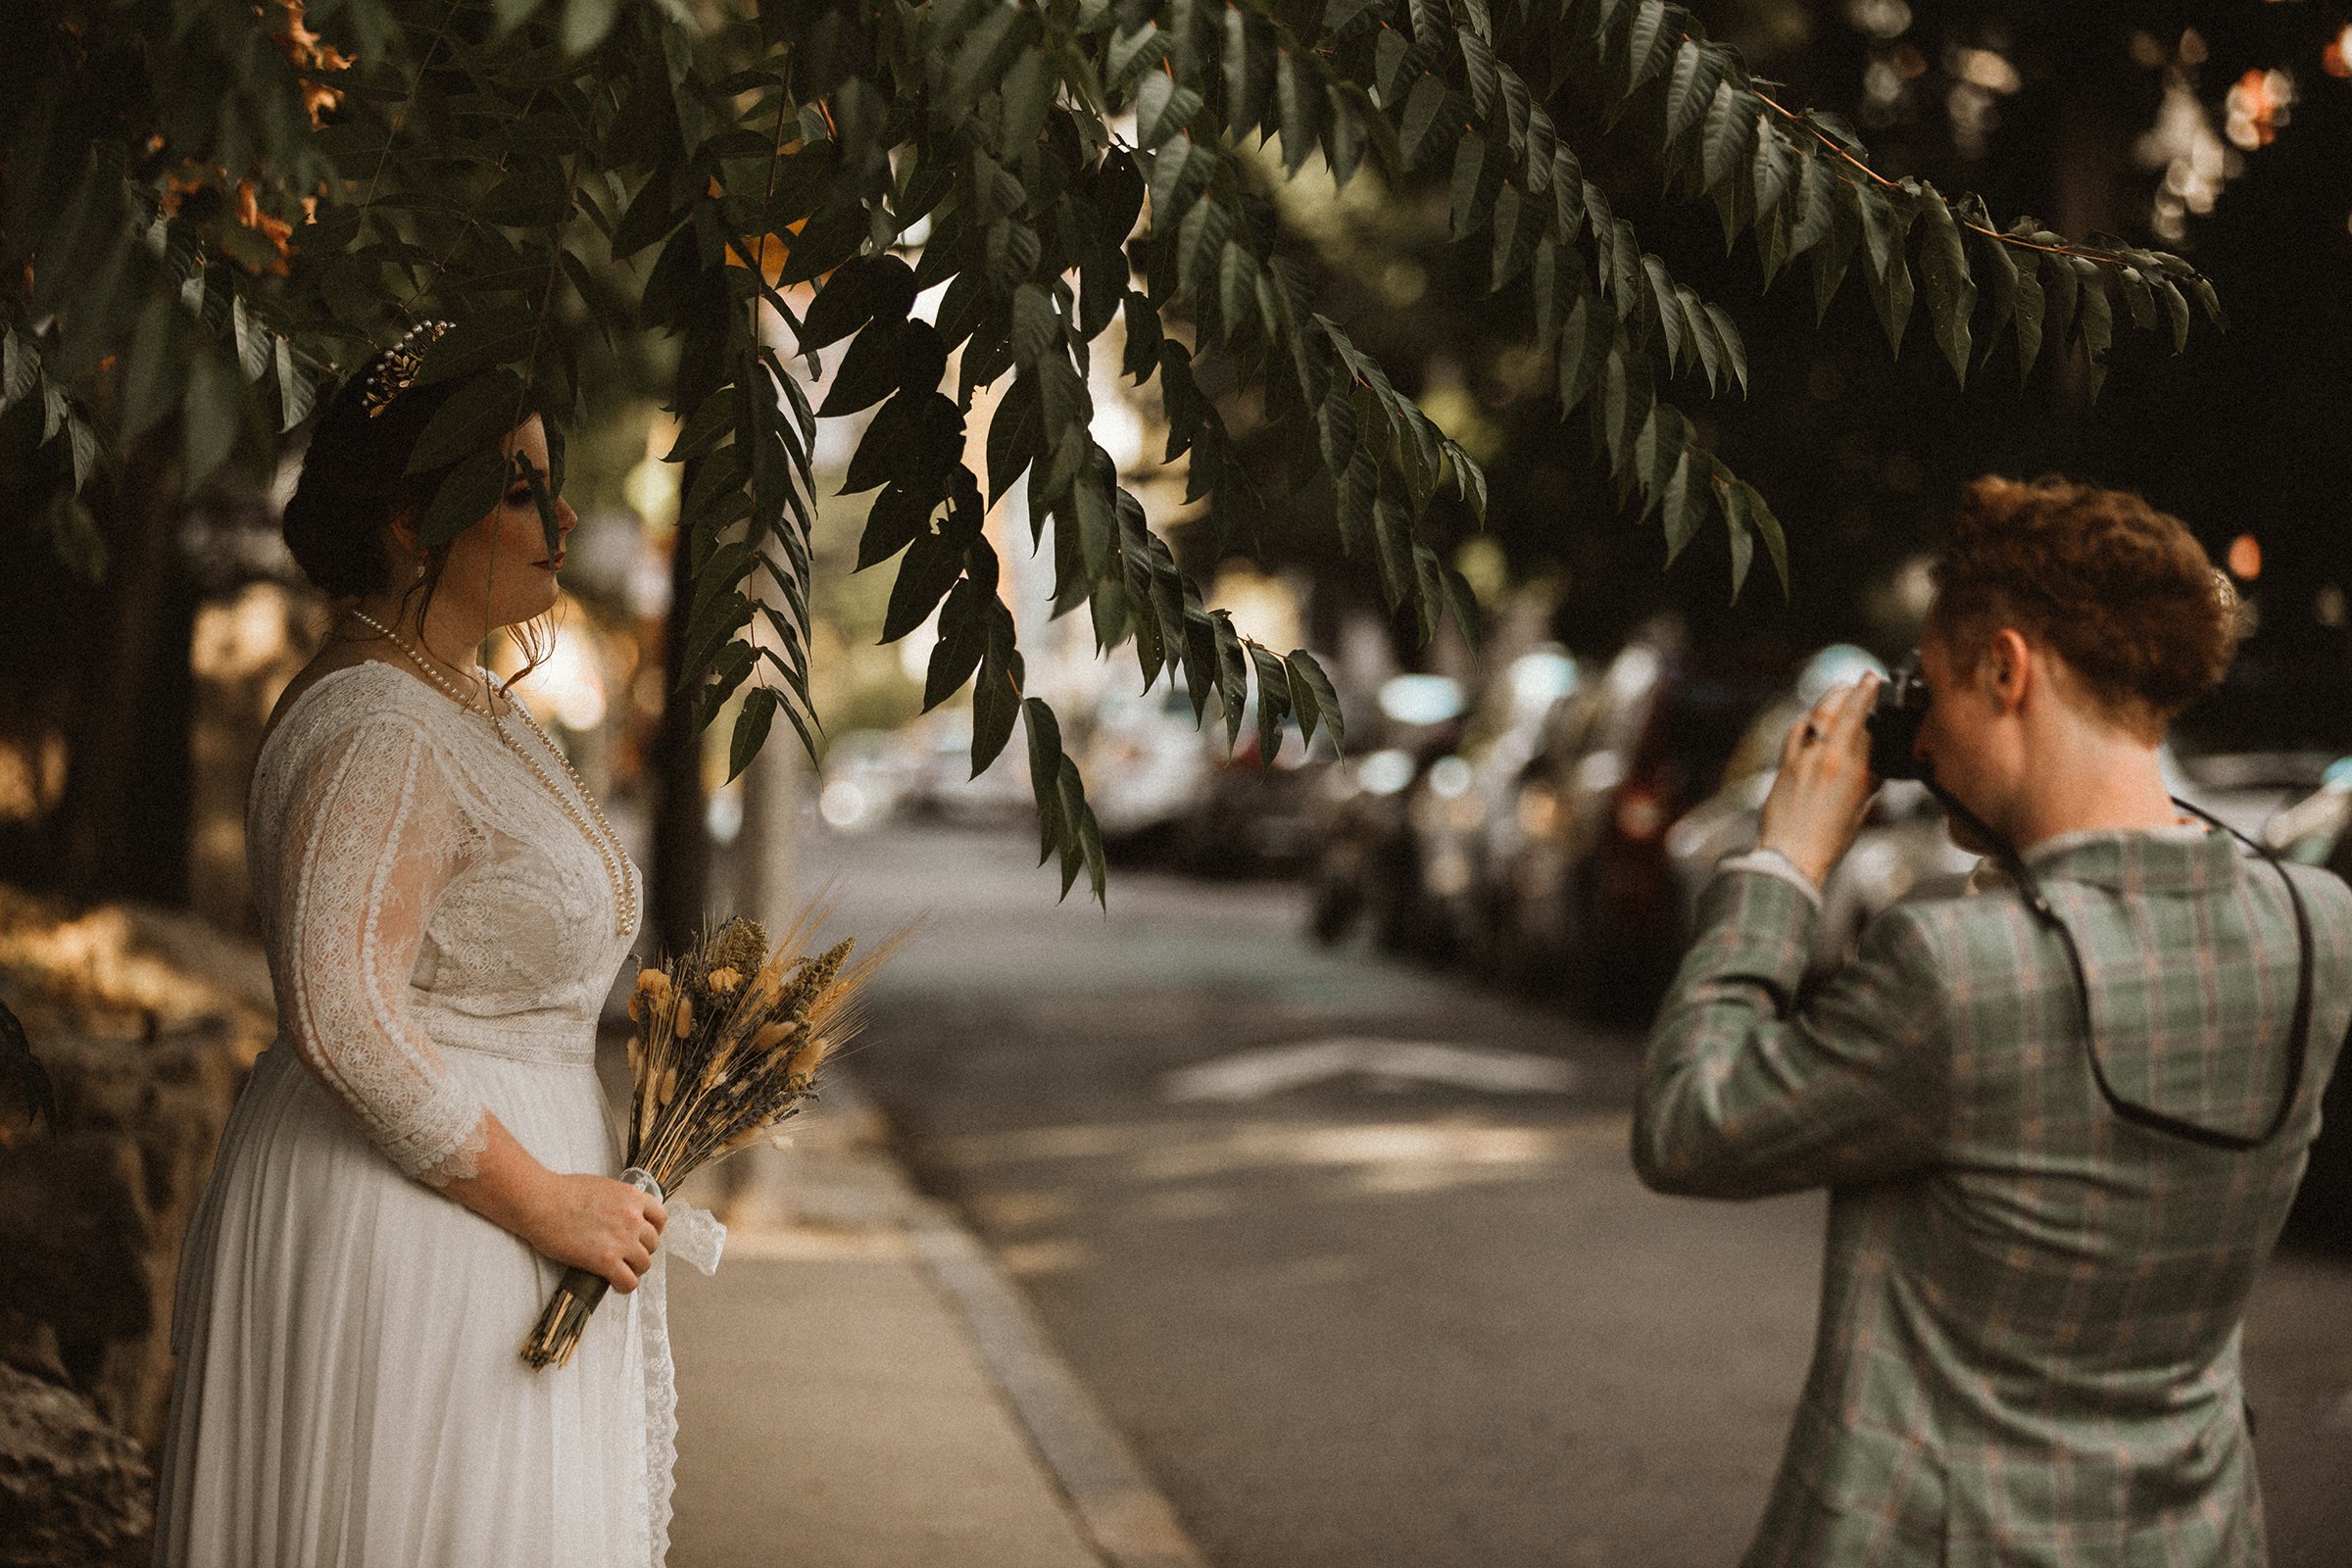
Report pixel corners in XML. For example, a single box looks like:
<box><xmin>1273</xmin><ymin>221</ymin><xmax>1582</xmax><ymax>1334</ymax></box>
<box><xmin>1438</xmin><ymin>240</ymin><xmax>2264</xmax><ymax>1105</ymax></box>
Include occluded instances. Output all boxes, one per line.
<box><xmin>153</xmin><ymin>323</ymin><xmax>696</xmax><ymax>1566</ymax></box>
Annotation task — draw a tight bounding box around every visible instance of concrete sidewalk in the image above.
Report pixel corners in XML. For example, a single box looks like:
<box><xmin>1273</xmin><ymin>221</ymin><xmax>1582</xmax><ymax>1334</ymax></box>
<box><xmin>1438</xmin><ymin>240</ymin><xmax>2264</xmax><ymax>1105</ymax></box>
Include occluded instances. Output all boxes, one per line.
<box><xmin>656</xmin><ymin>1072</ymin><xmax>1207</xmax><ymax>1568</ymax></box>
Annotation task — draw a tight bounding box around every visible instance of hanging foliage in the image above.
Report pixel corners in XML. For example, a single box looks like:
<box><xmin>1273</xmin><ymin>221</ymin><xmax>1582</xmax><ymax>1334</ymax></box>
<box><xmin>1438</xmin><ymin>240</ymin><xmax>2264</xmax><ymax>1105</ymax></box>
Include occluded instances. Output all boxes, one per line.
<box><xmin>0</xmin><ymin>0</ymin><xmax>2217</xmax><ymax>904</ymax></box>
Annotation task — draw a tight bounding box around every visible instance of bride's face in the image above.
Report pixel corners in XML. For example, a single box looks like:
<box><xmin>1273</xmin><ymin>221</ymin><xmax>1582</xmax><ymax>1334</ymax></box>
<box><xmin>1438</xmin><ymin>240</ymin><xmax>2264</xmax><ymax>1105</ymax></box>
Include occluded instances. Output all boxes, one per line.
<box><xmin>433</xmin><ymin>416</ymin><xmax>577</xmax><ymax>631</ymax></box>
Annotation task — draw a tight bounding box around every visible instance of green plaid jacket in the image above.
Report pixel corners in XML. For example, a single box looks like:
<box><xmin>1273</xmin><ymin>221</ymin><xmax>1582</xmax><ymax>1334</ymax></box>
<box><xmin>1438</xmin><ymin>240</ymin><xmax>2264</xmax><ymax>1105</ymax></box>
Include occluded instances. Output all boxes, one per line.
<box><xmin>1636</xmin><ymin>830</ymin><xmax>2352</xmax><ymax>1568</ymax></box>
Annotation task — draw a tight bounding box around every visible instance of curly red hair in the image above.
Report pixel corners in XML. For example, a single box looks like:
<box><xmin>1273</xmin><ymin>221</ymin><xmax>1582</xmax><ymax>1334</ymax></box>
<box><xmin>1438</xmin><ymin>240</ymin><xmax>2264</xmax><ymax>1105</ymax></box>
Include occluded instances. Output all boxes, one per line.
<box><xmin>1929</xmin><ymin>475</ymin><xmax>2240</xmax><ymax>740</ymax></box>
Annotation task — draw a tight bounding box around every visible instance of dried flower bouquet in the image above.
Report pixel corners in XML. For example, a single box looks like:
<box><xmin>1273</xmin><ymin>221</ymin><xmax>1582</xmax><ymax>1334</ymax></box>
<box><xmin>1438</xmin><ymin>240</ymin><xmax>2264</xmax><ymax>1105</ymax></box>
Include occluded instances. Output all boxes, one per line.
<box><xmin>520</xmin><ymin>903</ymin><xmax>904</xmax><ymax>1369</ymax></box>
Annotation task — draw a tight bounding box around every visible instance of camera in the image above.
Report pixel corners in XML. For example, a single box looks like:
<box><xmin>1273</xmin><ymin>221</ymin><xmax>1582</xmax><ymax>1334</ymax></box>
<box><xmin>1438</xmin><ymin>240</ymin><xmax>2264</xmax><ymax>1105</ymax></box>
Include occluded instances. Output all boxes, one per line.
<box><xmin>1867</xmin><ymin>655</ymin><xmax>1931</xmax><ymax>780</ymax></box>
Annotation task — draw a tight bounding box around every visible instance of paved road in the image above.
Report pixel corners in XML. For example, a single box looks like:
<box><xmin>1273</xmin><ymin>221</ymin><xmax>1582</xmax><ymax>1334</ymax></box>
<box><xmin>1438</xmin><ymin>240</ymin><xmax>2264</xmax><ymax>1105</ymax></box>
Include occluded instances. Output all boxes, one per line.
<box><xmin>806</xmin><ymin>822</ymin><xmax>2352</xmax><ymax>1568</ymax></box>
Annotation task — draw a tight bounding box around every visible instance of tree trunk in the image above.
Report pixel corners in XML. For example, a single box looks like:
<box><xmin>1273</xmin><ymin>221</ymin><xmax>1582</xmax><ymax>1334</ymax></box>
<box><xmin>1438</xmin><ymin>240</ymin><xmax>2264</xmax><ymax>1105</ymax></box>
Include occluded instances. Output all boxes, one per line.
<box><xmin>650</xmin><ymin>456</ymin><xmax>709</xmax><ymax>955</ymax></box>
<box><xmin>58</xmin><ymin>441</ymin><xmax>194</xmax><ymax>906</ymax></box>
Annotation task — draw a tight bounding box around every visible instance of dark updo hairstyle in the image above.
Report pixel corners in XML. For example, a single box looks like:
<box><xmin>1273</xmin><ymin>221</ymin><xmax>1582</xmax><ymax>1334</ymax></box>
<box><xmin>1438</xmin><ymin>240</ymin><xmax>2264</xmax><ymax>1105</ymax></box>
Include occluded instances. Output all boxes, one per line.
<box><xmin>1930</xmin><ymin>474</ymin><xmax>2241</xmax><ymax>741</ymax></box>
<box><xmin>282</xmin><ymin>332</ymin><xmax>555</xmax><ymax>683</ymax></box>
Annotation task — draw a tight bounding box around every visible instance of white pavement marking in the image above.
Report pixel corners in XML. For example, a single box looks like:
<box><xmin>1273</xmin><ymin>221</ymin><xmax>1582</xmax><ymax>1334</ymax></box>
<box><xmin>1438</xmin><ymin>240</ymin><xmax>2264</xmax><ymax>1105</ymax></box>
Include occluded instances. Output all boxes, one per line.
<box><xmin>1159</xmin><ymin>1037</ymin><xmax>1581</xmax><ymax>1102</ymax></box>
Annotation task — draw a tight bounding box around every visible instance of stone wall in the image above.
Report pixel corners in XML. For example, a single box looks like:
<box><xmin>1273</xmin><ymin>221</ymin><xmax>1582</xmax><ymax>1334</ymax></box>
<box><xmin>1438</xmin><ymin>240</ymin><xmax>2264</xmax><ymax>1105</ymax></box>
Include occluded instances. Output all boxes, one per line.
<box><xmin>0</xmin><ymin>886</ymin><xmax>271</xmax><ymax>1563</ymax></box>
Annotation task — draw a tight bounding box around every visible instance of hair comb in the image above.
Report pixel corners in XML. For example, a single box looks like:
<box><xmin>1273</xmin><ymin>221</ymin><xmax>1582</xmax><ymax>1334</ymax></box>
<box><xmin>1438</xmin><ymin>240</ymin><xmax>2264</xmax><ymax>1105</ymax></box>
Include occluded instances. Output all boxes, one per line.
<box><xmin>361</xmin><ymin>318</ymin><xmax>455</xmax><ymax>418</ymax></box>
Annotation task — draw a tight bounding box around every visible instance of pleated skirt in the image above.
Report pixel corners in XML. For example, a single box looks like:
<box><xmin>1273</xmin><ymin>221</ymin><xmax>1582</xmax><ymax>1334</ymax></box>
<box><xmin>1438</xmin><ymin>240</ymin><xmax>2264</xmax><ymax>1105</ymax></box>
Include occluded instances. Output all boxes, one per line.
<box><xmin>151</xmin><ymin>1037</ymin><xmax>678</xmax><ymax>1568</ymax></box>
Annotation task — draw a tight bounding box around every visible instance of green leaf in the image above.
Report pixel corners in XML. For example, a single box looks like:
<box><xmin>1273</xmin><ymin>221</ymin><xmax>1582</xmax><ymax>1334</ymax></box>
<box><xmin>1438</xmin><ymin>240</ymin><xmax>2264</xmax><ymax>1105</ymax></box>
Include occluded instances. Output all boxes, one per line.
<box><xmin>1624</xmin><ymin>0</ymin><xmax>1674</xmax><ymax>96</ymax></box>
<box><xmin>2011</xmin><ymin>252</ymin><xmax>2045</xmax><ymax>382</ymax></box>
<box><xmin>1248</xmin><ymin>644</ymin><xmax>1292</xmax><ymax>763</ymax></box>
<box><xmin>1214</xmin><ymin>614</ymin><xmax>1250</xmax><ymax>748</ymax></box>
<box><xmin>856</xmin><ymin>483</ymin><xmax>935</xmax><ymax>570</ymax></box>
<box><xmin>1054</xmin><ymin>755</ymin><xmax>1105</xmax><ymax>904</ymax></box>
<box><xmin>416</xmin><ymin>445</ymin><xmax>513</xmax><ymax>550</ymax></box>
<box><xmin>972</xmin><ymin>612</ymin><xmax>1024</xmax><ymax>776</ymax></box>
<box><xmin>1557</xmin><ymin>294</ymin><xmax>1610</xmax><ymax>416</ymax></box>
<box><xmin>1973</xmin><ymin>230</ymin><xmax>2019</xmax><ymax>369</ymax></box>
<box><xmin>1491</xmin><ymin>183</ymin><xmax>1529</xmax><ymax>290</ymax></box>
<box><xmin>1177</xmin><ymin>196</ymin><xmax>1235</xmax><ymax>301</ymax></box>
<box><xmin>1642</xmin><ymin>256</ymin><xmax>1690</xmax><ymax>374</ymax></box>
<box><xmin>1010</xmin><ymin>284</ymin><xmax>1061</xmax><ymax>368</ymax></box>
<box><xmin>1742</xmin><ymin>480</ymin><xmax>1788</xmax><ymax>597</ymax></box>
<box><xmin>1135</xmin><ymin>72</ymin><xmax>1203</xmax><ymax>148</ymax></box>
<box><xmin>1871</xmin><ymin>254</ymin><xmax>1915</xmax><ymax>356</ymax></box>
<box><xmin>180</xmin><ymin>356</ymin><xmax>235</xmax><ymax>487</ymax></box>
<box><xmin>1458</xmin><ymin>30</ymin><xmax>1501</xmax><ymax>121</ymax></box>
<box><xmin>1440</xmin><ymin>564</ymin><xmax>1484</xmax><ymax>658</ymax></box>
<box><xmin>1023</xmin><ymin>698</ymin><xmax>1066</xmax><ymax>864</ymax></box>
<box><xmin>882</xmin><ymin>528</ymin><xmax>962</xmax><ymax>643</ymax></box>
<box><xmin>1916</xmin><ymin>187</ymin><xmax>1975</xmax><ymax>384</ymax></box>
<box><xmin>1661</xmin><ymin>449</ymin><xmax>1701</xmax><ymax>564</ymax></box>
<box><xmin>727</xmin><ymin>687</ymin><xmax>779</xmax><ymax>781</ymax></box>
<box><xmin>984</xmin><ymin>219</ymin><xmax>1044</xmax><ymax>293</ymax></box>
<box><xmin>1448</xmin><ymin>133</ymin><xmax>1486</xmax><ymax>241</ymax></box>
<box><xmin>478</xmin><ymin>163</ymin><xmax>570</xmax><ymax>227</ymax></box>
<box><xmin>1277</xmin><ymin>51</ymin><xmax>1321</xmax><ymax>173</ymax></box>
<box><xmin>2187</xmin><ymin>274</ymin><xmax>2225</xmax><ymax>329</ymax></box>
<box><xmin>1721</xmin><ymin>474</ymin><xmax>1754</xmax><ymax>600</ymax></box>
<box><xmin>275</xmin><ymin>334</ymin><xmax>320</xmax><ymax>431</ymax></box>
<box><xmin>2116</xmin><ymin>265</ymin><xmax>2158</xmax><ymax>332</ymax></box>
<box><xmin>120</xmin><ymin>295</ymin><xmax>182</xmax><ymax>443</ymax></box>
<box><xmin>1286</xmin><ymin>649</ymin><xmax>1344</xmax><ymax>753</ymax></box>
<box><xmin>2076</xmin><ymin>260</ymin><xmax>2113</xmax><ymax>402</ymax></box>
<box><xmin>2153</xmin><ymin>272</ymin><xmax>2190</xmax><ymax>353</ymax></box>
<box><xmin>987</xmin><ymin>374</ymin><xmax>1041</xmax><ymax>501</ymax></box>
<box><xmin>1712</xmin><ymin>303</ymin><xmax>1749</xmax><ymax>394</ymax></box>
<box><xmin>1398</xmin><ymin>74</ymin><xmax>1451</xmax><ymax>171</ymax></box>
<box><xmin>1666</xmin><ymin>42</ymin><xmax>1718</xmax><ymax>145</ymax></box>
<box><xmin>410</xmin><ymin>368</ymin><xmax>526</xmax><ymax>474</ymax></box>
<box><xmin>1000</xmin><ymin>47</ymin><xmax>1055</xmax><ymax>151</ymax></box>
<box><xmin>1751</xmin><ymin>125</ymin><xmax>1795</xmax><ymax>220</ymax></box>
<box><xmin>1448</xmin><ymin>438</ymin><xmax>1489</xmax><ymax>522</ymax></box>
<box><xmin>1219</xmin><ymin>242</ymin><xmax>1260</xmax><ymax>341</ymax></box>
<box><xmin>1682</xmin><ymin>289</ymin><xmax>1722</xmax><ymax>392</ymax></box>
<box><xmin>1106</xmin><ymin>22</ymin><xmax>1169</xmax><ymax>94</ymax></box>
<box><xmin>2036</xmin><ymin>250</ymin><xmax>2078</xmax><ymax>363</ymax></box>
<box><xmin>1700</xmin><ymin>84</ymin><xmax>1756</xmax><ymax>194</ymax></box>
<box><xmin>924</xmin><ymin>575</ymin><xmax>992</xmax><ymax>710</ymax></box>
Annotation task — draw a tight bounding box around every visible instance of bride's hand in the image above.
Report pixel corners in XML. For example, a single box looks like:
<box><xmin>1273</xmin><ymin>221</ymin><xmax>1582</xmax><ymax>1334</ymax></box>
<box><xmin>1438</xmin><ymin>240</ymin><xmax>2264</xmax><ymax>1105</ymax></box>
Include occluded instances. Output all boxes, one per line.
<box><xmin>527</xmin><ymin>1173</ymin><xmax>668</xmax><ymax>1294</ymax></box>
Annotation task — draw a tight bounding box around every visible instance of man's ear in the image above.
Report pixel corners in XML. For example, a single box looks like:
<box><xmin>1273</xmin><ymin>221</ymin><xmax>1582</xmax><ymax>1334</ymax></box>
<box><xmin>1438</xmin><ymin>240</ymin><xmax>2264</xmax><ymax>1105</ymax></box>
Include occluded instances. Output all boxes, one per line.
<box><xmin>1984</xmin><ymin>628</ymin><xmax>2032</xmax><ymax>712</ymax></box>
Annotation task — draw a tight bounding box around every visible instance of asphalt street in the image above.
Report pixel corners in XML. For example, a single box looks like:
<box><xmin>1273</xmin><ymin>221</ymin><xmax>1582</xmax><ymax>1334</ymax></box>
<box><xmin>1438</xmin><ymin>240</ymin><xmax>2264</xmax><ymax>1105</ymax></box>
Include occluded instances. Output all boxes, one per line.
<box><xmin>803</xmin><ymin>821</ymin><xmax>2352</xmax><ymax>1568</ymax></box>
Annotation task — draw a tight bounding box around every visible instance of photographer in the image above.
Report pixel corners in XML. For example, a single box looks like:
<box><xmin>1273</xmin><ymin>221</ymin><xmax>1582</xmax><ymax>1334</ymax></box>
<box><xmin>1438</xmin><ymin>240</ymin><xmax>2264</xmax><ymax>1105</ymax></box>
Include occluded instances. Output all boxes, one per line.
<box><xmin>1634</xmin><ymin>476</ymin><xmax>2352</xmax><ymax>1566</ymax></box>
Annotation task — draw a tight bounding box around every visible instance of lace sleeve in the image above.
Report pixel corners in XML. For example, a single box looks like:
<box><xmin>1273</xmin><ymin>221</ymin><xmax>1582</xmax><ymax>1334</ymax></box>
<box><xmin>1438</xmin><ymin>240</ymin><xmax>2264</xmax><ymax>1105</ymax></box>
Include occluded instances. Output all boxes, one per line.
<box><xmin>275</xmin><ymin>710</ymin><xmax>491</xmax><ymax>1189</ymax></box>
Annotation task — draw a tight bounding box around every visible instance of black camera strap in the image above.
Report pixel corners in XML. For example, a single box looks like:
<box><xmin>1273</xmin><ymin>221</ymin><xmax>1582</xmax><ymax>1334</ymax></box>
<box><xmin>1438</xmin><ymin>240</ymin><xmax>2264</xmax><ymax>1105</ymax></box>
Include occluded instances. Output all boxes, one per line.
<box><xmin>1920</xmin><ymin>774</ymin><xmax>2313</xmax><ymax>1152</ymax></box>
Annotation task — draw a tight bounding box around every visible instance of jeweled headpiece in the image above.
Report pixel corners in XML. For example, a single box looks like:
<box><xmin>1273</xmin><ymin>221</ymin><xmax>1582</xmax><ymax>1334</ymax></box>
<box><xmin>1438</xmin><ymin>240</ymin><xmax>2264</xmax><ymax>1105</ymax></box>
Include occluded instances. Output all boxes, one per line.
<box><xmin>361</xmin><ymin>318</ymin><xmax>455</xmax><ymax>418</ymax></box>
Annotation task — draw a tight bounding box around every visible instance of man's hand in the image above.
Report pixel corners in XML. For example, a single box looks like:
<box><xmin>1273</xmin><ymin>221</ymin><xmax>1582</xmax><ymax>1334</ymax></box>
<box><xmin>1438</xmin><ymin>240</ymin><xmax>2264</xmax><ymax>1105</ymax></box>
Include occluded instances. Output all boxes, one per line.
<box><xmin>1756</xmin><ymin>674</ymin><xmax>1882</xmax><ymax>889</ymax></box>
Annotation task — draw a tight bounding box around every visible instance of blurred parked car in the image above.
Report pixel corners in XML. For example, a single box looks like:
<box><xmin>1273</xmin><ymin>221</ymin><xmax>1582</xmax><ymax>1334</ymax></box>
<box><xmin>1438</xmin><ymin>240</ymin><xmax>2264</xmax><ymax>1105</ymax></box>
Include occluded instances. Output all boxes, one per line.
<box><xmin>814</xmin><ymin>728</ymin><xmax>927</xmax><ymax>834</ymax></box>
<box><xmin>1083</xmin><ymin>676</ymin><xmax>1213</xmax><ymax>858</ymax></box>
<box><xmin>1304</xmin><ymin>674</ymin><xmax>1471</xmax><ymax>947</ymax></box>
<box><xmin>1486</xmin><ymin>620</ymin><xmax>1779</xmax><ymax>1018</ymax></box>
<box><xmin>905</xmin><ymin>707</ymin><xmax>1032</xmax><ymax>824</ymax></box>
<box><xmin>1179</xmin><ymin>700</ymin><xmax>1336</xmax><ymax>877</ymax></box>
<box><xmin>1400</xmin><ymin>647</ymin><xmax>1583</xmax><ymax>964</ymax></box>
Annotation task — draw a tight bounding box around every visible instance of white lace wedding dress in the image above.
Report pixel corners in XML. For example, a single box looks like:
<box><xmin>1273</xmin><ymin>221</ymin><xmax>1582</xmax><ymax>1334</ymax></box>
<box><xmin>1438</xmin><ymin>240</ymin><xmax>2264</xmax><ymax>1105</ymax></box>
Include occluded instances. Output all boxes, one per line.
<box><xmin>153</xmin><ymin>659</ymin><xmax>710</xmax><ymax>1567</ymax></box>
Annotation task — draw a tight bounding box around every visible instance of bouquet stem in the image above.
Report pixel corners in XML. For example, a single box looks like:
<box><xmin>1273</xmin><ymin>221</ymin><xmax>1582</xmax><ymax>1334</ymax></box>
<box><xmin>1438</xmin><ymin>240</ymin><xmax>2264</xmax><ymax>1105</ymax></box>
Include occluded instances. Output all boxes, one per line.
<box><xmin>520</xmin><ymin>1167</ymin><xmax>663</xmax><ymax>1371</ymax></box>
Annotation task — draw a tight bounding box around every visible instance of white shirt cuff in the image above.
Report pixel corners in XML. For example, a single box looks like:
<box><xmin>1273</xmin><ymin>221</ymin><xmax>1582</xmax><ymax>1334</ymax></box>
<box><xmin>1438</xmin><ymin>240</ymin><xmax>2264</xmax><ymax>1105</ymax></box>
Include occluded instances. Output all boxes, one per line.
<box><xmin>1717</xmin><ymin>847</ymin><xmax>1824</xmax><ymax>910</ymax></box>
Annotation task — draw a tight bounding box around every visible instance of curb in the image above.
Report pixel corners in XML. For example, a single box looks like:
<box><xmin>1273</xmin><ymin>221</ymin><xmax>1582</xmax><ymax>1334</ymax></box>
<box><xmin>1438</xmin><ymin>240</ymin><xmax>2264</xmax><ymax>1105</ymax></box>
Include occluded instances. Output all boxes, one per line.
<box><xmin>838</xmin><ymin>1077</ymin><xmax>1212</xmax><ymax>1568</ymax></box>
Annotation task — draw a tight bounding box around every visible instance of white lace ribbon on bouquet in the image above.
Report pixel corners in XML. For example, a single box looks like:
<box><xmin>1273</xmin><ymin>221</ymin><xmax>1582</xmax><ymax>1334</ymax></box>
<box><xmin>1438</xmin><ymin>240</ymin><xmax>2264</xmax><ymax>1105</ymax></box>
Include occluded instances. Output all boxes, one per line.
<box><xmin>621</xmin><ymin>1166</ymin><xmax>727</xmax><ymax>1276</ymax></box>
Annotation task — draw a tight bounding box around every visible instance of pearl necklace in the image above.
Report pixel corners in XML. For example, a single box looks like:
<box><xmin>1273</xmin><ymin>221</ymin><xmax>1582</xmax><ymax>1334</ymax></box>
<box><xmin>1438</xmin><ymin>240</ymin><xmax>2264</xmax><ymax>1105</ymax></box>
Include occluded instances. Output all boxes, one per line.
<box><xmin>346</xmin><ymin>609</ymin><xmax>638</xmax><ymax>938</ymax></box>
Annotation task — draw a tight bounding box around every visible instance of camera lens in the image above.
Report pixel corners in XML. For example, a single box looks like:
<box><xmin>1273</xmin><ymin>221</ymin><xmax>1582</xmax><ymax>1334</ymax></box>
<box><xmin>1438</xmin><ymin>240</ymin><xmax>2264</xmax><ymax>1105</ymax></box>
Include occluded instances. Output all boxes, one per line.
<box><xmin>1866</xmin><ymin>657</ymin><xmax>1931</xmax><ymax>781</ymax></box>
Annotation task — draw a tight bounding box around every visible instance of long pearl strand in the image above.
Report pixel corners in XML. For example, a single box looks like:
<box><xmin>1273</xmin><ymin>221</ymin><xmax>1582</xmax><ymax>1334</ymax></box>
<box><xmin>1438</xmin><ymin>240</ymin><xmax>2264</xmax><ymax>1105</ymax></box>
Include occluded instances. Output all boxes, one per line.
<box><xmin>346</xmin><ymin>608</ymin><xmax>638</xmax><ymax>938</ymax></box>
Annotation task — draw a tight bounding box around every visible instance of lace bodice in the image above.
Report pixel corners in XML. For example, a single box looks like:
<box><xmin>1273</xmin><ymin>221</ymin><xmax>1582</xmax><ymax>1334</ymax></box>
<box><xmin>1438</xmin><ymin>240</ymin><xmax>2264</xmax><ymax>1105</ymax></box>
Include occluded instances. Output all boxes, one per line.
<box><xmin>248</xmin><ymin>660</ymin><xmax>645</xmax><ymax>1187</ymax></box>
